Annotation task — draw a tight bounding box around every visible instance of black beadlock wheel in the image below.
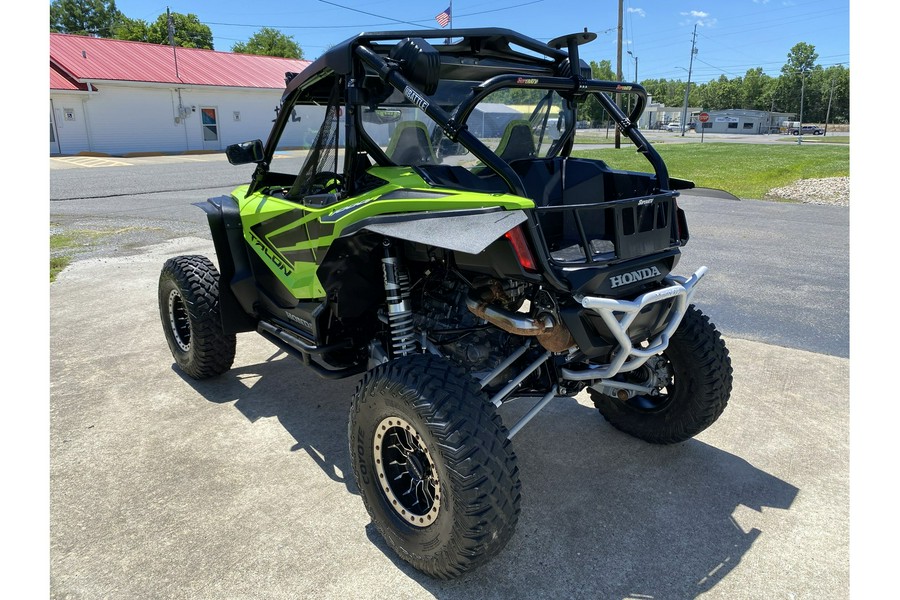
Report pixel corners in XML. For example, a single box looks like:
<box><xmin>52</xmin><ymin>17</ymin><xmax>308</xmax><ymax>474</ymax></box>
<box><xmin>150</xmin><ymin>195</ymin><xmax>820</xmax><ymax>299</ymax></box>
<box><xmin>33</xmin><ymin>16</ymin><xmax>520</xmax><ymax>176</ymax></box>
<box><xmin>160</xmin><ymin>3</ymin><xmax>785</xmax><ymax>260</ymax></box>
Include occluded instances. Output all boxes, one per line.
<box><xmin>158</xmin><ymin>255</ymin><xmax>236</xmax><ymax>379</ymax></box>
<box><xmin>349</xmin><ymin>354</ymin><xmax>521</xmax><ymax>579</ymax></box>
<box><xmin>589</xmin><ymin>305</ymin><xmax>733</xmax><ymax>444</ymax></box>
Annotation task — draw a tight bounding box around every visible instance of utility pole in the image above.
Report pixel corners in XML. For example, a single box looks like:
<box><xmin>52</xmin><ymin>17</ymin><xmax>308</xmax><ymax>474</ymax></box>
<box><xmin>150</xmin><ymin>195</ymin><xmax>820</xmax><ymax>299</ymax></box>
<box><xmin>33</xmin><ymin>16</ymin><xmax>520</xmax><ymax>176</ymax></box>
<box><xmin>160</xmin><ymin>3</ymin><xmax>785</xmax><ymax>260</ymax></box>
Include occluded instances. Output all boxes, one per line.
<box><xmin>627</xmin><ymin>49</ymin><xmax>638</xmax><ymax>118</ymax></box>
<box><xmin>824</xmin><ymin>75</ymin><xmax>836</xmax><ymax>136</ymax></box>
<box><xmin>615</xmin><ymin>0</ymin><xmax>623</xmax><ymax>148</ymax></box>
<box><xmin>797</xmin><ymin>68</ymin><xmax>806</xmax><ymax>145</ymax></box>
<box><xmin>681</xmin><ymin>24</ymin><xmax>697</xmax><ymax>137</ymax></box>
<box><xmin>768</xmin><ymin>89</ymin><xmax>776</xmax><ymax>135</ymax></box>
<box><xmin>167</xmin><ymin>7</ymin><xmax>179</xmax><ymax>80</ymax></box>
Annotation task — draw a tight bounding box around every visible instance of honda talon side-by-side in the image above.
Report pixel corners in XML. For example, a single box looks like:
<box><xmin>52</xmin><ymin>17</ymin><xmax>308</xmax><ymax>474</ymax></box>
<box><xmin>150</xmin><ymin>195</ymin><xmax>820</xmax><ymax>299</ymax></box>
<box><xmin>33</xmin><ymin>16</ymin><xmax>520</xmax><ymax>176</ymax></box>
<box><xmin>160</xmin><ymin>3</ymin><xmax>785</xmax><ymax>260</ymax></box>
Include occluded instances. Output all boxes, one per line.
<box><xmin>158</xmin><ymin>28</ymin><xmax>733</xmax><ymax>579</ymax></box>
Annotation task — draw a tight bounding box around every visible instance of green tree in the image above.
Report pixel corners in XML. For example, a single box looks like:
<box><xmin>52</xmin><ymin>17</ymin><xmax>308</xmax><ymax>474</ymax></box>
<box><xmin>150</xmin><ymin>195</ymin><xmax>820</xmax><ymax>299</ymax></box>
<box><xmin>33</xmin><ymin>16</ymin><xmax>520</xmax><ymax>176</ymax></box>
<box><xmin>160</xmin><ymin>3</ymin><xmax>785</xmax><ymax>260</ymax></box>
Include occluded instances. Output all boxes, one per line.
<box><xmin>814</xmin><ymin>65</ymin><xmax>849</xmax><ymax>123</ymax></box>
<box><xmin>741</xmin><ymin>68</ymin><xmax>771</xmax><ymax>111</ymax></box>
<box><xmin>780</xmin><ymin>42</ymin><xmax>822</xmax><ymax>118</ymax></box>
<box><xmin>50</xmin><ymin>0</ymin><xmax>121</xmax><ymax>37</ymax></box>
<box><xmin>782</xmin><ymin>42</ymin><xmax>819</xmax><ymax>76</ymax></box>
<box><xmin>642</xmin><ymin>79</ymin><xmax>684</xmax><ymax>109</ymax></box>
<box><xmin>111</xmin><ymin>16</ymin><xmax>150</xmax><ymax>42</ymax></box>
<box><xmin>232</xmin><ymin>27</ymin><xmax>304</xmax><ymax>59</ymax></box>
<box><xmin>634</xmin><ymin>41</ymin><xmax>847</xmax><ymax>125</ymax></box>
<box><xmin>704</xmin><ymin>75</ymin><xmax>743</xmax><ymax>110</ymax></box>
<box><xmin>578</xmin><ymin>60</ymin><xmax>615</xmax><ymax>125</ymax></box>
<box><xmin>147</xmin><ymin>12</ymin><xmax>213</xmax><ymax>49</ymax></box>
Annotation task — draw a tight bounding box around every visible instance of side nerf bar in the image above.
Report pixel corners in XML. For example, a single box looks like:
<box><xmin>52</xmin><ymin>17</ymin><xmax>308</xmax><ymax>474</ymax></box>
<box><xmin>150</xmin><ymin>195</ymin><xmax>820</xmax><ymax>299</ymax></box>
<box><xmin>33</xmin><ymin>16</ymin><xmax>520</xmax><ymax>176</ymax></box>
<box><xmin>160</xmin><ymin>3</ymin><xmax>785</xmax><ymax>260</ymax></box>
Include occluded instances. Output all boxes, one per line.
<box><xmin>560</xmin><ymin>266</ymin><xmax>708</xmax><ymax>381</ymax></box>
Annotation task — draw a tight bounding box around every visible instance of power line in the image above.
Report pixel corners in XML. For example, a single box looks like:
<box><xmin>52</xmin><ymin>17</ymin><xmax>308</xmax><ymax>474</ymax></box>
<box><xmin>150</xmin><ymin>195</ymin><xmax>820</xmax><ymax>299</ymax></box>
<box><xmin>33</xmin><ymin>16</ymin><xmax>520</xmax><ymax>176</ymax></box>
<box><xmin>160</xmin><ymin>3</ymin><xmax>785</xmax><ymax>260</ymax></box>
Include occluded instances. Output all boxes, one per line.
<box><xmin>314</xmin><ymin>0</ymin><xmax>439</xmax><ymax>29</ymax></box>
<box><xmin>203</xmin><ymin>0</ymin><xmax>550</xmax><ymax>32</ymax></box>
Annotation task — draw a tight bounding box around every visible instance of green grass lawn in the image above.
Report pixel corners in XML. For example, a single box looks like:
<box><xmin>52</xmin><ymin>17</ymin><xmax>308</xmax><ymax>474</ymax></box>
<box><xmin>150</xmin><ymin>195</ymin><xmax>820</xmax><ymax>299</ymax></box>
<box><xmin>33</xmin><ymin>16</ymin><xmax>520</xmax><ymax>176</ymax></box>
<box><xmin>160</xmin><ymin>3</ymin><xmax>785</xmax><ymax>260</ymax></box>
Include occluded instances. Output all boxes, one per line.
<box><xmin>572</xmin><ymin>142</ymin><xmax>849</xmax><ymax>199</ymax></box>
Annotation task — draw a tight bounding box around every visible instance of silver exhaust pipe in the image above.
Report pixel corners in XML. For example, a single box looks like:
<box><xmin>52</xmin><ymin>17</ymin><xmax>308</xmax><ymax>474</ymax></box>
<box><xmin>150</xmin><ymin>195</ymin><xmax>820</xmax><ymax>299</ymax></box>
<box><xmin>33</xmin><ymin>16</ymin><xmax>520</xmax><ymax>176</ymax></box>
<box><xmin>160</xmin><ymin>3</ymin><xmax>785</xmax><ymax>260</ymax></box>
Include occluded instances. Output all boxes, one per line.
<box><xmin>465</xmin><ymin>294</ymin><xmax>574</xmax><ymax>353</ymax></box>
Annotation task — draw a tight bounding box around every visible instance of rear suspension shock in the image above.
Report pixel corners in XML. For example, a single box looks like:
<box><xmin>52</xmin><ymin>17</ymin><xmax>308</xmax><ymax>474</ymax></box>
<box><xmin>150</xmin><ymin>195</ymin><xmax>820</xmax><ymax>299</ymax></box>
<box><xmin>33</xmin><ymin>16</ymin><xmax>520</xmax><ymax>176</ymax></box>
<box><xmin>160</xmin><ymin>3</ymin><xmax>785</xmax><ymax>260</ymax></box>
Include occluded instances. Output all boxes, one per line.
<box><xmin>382</xmin><ymin>240</ymin><xmax>416</xmax><ymax>358</ymax></box>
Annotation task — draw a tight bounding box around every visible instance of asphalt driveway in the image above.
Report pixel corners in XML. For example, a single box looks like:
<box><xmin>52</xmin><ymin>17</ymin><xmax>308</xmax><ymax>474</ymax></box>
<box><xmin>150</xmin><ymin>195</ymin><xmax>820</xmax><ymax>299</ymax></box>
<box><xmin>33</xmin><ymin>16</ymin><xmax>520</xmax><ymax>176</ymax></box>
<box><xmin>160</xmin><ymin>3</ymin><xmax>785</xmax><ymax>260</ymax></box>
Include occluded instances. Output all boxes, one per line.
<box><xmin>49</xmin><ymin>236</ymin><xmax>848</xmax><ymax>599</ymax></box>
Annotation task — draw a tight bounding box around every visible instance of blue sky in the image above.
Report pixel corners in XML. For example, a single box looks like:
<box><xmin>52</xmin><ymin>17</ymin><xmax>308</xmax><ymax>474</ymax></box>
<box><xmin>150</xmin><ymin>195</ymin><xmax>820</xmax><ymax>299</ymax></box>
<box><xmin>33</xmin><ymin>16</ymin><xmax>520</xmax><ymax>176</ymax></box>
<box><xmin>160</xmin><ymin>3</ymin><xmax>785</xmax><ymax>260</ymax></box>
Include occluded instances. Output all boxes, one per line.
<box><xmin>108</xmin><ymin>0</ymin><xmax>850</xmax><ymax>83</ymax></box>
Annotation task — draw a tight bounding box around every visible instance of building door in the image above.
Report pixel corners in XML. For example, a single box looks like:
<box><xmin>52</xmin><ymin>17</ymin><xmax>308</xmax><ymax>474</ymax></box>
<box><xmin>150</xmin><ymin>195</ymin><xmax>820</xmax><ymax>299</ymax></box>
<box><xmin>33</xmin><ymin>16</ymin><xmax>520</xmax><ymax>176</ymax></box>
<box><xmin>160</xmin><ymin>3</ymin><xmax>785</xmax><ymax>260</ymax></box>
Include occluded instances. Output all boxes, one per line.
<box><xmin>50</xmin><ymin>101</ymin><xmax>61</xmax><ymax>155</ymax></box>
<box><xmin>200</xmin><ymin>107</ymin><xmax>220</xmax><ymax>150</ymax></box>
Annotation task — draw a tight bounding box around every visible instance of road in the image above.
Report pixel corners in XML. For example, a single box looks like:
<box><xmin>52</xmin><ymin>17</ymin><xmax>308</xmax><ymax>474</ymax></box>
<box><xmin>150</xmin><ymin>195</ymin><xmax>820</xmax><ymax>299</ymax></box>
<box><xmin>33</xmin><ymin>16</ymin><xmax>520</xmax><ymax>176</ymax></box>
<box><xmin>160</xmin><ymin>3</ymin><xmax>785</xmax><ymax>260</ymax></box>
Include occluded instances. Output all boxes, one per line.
<box><xmin>50</xmin><ymin>153</ymin><xmax>849</xmax><ymax>357</ymax></box>
<box><xmin>48</xmin><ymin>153</ymin><xmax>850</xmax><ymax>599</ymax></box>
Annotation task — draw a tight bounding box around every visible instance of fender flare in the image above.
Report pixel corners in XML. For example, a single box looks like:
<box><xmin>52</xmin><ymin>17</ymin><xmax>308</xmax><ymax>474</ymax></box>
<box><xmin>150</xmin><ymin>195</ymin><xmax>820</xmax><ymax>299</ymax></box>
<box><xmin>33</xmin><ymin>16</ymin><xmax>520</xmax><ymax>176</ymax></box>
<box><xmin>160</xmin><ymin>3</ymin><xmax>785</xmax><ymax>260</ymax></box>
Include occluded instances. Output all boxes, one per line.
<box><xmin>195</xmin><ymin>196</ymin><xmax>258</xmax><ymax>334</ymax></box>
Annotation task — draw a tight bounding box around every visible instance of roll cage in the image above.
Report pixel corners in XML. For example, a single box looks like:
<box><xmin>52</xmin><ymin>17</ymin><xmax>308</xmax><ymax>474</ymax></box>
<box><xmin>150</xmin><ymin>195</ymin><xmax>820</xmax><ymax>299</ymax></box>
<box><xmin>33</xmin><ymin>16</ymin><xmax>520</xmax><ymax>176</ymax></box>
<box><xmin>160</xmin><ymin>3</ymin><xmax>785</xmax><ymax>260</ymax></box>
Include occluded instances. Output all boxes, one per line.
<box><xmin>248</xmin><ymin>28</ymin><xmax>671</xmax><ymax>200</ymax></box>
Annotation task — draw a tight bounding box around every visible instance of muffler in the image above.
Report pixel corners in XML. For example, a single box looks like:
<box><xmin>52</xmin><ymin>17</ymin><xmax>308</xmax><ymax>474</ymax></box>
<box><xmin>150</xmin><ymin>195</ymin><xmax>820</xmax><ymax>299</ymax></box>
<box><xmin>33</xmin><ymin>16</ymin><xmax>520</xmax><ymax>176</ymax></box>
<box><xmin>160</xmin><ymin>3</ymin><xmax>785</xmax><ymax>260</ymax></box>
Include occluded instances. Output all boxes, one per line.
<box><xmin>465</xmin><ymin>293</ymin><xmax>575</xmax><ymax>353</ymax></box>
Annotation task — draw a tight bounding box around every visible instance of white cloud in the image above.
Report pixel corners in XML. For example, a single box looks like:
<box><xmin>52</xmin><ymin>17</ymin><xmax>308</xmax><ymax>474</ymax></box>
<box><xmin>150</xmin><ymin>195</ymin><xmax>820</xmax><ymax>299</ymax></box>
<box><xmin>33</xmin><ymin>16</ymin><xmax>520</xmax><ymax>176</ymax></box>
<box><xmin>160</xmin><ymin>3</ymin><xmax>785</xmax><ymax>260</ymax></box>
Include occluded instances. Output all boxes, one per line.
<box><xmin>753</xmin><ymin>0</ymin><xmax>770</xmax><ymax>4</ymax></box>
<box><xmin>680</xmin><ymin>10</ymin><xmax>717</xmax><ymax>27</ymax></box>
<box><xmin>627</xmin><ymin>7</ymin><xmax>646</xmax><ymax>17</ymax></box>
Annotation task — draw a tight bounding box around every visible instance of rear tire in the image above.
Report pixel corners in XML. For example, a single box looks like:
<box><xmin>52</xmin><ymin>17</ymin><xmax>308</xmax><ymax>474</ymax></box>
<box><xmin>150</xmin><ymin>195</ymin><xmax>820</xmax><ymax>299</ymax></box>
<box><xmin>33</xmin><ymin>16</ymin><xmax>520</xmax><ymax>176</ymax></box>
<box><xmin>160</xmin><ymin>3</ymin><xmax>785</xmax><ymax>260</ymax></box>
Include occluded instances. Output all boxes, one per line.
<box><xmin>349</xmin><ymin>354</ymin><xmax>520</xmax><ymax>579</ymax></box>
<box><xmin>158</xmin><ymin>255</ymin><xmax>236</xmax><ymax>379</ymax></box>
<box><xmin>589</xmin><ymin>305</ymin><xmax>732</xmax><ymax>444</ymax></box>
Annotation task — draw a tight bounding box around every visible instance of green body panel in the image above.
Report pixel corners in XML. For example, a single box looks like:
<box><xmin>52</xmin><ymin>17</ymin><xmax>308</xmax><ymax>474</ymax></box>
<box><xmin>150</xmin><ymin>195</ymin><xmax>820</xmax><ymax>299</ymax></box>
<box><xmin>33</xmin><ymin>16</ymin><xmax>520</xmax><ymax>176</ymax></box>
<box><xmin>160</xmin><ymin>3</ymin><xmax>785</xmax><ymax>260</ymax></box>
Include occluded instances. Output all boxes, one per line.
<box><xmin>234</xmin><ymin>167</ymin><xmax>535</xmax><ymax>300</ymax></box>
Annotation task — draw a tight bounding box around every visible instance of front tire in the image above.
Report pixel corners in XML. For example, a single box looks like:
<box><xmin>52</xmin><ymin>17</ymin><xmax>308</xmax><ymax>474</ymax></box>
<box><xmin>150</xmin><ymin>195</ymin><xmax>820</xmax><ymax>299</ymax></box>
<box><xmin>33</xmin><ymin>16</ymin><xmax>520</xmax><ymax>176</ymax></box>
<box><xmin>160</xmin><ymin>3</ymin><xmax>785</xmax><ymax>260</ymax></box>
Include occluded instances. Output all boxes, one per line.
<box><xmin>349</xmin><ymin>355</ymin><xmax>521</xmax><ymax>579</ymax></box>
<box><xmin>158</xmin><ymin>255</ymin><xmax>236</xmax><ymax>379</ymax></box>
<box><xmin>589</xmin><ymin>305</ymin><xmax>732</xmax><ymax>444</ymax></box>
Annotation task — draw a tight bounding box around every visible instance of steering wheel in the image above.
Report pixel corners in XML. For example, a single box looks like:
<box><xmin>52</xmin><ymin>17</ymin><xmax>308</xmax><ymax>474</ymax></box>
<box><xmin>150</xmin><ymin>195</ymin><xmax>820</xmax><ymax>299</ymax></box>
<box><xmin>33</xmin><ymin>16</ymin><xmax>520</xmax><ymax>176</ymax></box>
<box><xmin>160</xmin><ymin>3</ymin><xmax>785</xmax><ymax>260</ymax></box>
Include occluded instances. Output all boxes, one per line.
<box><xmin>309</xmin><ymin>171</ymin><xmax>345</xmax><ymax>194</ymax></box>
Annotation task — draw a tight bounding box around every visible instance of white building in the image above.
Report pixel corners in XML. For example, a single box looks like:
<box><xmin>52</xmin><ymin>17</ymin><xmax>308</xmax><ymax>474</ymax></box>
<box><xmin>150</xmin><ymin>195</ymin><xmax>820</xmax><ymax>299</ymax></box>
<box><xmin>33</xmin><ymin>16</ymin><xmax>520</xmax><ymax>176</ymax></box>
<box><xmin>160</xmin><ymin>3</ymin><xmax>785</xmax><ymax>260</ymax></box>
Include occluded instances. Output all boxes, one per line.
<box><xmin>700</xmin><ymin>109</ymin><xmax>796</xmax><ymax>135</ymax></box>
<box><xmin>50</xmin><ymin>33</ymin><xmax>311</xmax><ymax>156</ymax></box>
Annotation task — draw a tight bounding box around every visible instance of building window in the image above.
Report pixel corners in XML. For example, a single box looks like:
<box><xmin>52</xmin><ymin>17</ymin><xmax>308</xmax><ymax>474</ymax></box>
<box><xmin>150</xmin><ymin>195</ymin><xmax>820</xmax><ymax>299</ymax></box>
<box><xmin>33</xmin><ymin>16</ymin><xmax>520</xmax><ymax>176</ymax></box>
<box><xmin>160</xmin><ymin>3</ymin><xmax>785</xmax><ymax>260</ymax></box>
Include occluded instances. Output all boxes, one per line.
<box><xmin>727</xmin><ymin>122</ymin><xmax>738</xmax><ymax>129</ymax></box>
<box><xmin>743</xmin><ymin>122</ymin><xmax>754</xmax><ymax>129</ymax></box>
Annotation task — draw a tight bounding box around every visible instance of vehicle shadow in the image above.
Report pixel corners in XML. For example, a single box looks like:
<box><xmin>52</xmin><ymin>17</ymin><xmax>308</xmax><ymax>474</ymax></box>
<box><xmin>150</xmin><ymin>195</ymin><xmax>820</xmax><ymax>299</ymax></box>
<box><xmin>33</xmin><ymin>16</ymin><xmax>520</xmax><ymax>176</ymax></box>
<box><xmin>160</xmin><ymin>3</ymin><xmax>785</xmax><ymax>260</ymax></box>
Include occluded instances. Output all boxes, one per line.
<box><xmin>366</xmin><ymin>395</ymin><xmax>800</xmax><ymax>599</ymax></box>
<box><xmin>173</xmin><ymin>348</ymin><xmax>359</xmax><ymax>494</ymax></box>
<box><xmin>177</xmin><ymin>358</ymin><xmax>798</xmax><ymax>598</ymax></box>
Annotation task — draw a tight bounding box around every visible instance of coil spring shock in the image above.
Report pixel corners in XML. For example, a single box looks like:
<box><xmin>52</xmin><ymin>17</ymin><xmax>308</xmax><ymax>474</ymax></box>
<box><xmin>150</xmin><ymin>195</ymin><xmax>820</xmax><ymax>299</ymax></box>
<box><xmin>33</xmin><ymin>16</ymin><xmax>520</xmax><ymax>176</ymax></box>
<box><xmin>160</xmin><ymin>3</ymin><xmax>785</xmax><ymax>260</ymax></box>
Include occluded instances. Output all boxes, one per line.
<box><xmin>382</xmin><ymin>241</ymin><xmax>416</xmax><ymax>357</ymax></box>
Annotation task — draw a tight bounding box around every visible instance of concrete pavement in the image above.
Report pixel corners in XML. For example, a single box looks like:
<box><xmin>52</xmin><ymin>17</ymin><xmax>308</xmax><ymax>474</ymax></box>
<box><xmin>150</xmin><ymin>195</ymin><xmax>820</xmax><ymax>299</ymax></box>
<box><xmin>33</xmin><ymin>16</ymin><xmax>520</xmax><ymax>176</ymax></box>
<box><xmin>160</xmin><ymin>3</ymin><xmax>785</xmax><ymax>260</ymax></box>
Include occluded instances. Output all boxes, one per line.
<box><xmin>50</xmin><ymin>237</ymin><xmax>848</xmax><ymax>599</ymax></box>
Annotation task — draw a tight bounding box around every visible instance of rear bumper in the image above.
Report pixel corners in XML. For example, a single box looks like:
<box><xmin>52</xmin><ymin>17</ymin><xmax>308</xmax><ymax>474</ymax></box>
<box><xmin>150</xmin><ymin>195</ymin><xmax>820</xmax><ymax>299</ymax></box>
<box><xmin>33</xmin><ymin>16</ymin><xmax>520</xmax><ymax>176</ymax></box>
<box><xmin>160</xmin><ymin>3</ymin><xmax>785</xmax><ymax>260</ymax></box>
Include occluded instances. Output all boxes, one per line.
<box><xmin>560</xmin><ymin>266</ymin><xmax>707</xmax><ymax>381</ymax></box>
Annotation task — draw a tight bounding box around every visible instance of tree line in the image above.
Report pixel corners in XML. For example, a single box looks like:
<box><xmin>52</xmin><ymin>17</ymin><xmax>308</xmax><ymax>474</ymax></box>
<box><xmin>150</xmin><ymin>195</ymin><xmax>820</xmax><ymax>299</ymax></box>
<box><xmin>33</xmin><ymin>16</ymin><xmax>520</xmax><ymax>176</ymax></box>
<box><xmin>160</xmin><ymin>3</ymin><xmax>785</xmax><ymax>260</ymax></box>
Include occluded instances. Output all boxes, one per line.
<box><xmin>49</xmin><ymin>0</ymin><xmax>304</xmax><ymax>58</ymax></box>
<box><xmin>582</xmin><ymin>41</ymin><xmax>849</xmax><ymax>125</ymax></box>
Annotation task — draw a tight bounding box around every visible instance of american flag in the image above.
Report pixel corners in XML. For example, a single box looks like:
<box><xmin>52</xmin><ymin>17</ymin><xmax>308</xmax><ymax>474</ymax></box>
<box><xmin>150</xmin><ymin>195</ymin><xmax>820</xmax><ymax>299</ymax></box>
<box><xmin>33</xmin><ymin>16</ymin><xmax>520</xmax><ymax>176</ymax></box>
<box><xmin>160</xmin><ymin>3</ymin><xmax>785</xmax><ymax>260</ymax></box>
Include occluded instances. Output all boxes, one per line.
<box><xmin>435</xmin><ymin>6</ymin><xmax>451</xmax><ymax>28</ymax></box>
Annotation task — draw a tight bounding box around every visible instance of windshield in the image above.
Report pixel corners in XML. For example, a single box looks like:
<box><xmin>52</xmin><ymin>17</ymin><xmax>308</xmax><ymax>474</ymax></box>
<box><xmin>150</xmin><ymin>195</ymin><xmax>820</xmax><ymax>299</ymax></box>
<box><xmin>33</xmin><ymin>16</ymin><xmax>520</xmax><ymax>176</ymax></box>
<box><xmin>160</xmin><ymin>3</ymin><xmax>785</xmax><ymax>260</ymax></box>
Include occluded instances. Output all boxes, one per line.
<box><xmin>359</xmin><ymin>85</ymin><xmax>574</xmax><ymax>171</ymax></box>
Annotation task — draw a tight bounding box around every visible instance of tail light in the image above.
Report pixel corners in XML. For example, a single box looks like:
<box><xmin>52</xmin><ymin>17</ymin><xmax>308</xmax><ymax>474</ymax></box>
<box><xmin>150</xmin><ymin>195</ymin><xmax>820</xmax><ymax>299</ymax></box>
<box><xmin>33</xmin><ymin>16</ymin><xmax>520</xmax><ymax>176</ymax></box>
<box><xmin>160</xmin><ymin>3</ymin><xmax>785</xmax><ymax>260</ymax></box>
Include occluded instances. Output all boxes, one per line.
<box><xmin>504</xmin><ymin>226</ymin><xmax>538</xmax><ymax>272</ymax></box>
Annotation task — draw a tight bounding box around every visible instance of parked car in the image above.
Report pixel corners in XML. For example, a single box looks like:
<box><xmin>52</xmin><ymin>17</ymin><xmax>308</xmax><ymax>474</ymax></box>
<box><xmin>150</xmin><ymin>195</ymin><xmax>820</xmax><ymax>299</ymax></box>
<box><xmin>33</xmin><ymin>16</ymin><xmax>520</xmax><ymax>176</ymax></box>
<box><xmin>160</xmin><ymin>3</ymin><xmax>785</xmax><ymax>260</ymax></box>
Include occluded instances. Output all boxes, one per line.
<box><xmin>665</xmin><ymin>122</ymin><xmax>682</xmax><ymax>132</ymax></box>
<box><xmin>789</xmin><ymin>124</ymin><xmax>824</xmax><ymax>135</ymax></box>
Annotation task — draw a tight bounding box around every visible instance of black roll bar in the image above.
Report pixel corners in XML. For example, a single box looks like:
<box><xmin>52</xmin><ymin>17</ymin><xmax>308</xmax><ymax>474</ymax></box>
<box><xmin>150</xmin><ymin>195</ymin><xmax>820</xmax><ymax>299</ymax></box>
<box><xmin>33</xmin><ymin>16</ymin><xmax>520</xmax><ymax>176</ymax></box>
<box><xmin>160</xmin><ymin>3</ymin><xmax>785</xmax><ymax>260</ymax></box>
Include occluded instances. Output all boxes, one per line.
<box><xmin>452</xmin><ymin>74</ymin><xmax>668</xmax><ymax>190</ymax></box>
<box><xmin>354</xmin><ymin>45</ymin><xmax>528</xmax><ymax>198</ymax></box>
<box><xmin>353</xmin><ymin>39</ymin><xmax>674</xmax><ymax>293</ymax></box>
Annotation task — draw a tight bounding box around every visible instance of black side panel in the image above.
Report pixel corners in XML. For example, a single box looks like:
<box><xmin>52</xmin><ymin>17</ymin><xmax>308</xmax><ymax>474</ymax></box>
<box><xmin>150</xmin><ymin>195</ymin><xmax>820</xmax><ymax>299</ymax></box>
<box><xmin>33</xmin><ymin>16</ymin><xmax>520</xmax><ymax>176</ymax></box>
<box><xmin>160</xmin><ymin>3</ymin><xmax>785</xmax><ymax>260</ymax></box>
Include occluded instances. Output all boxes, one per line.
<box><xmin>317</xmin><ymin>232</ymin><xmax>385</xmax><ymax>320</ymax></box>
<box><xmin>197</xmin><ymin>197</ymin><xmax>258</xmax><ymax>334</ymax></box>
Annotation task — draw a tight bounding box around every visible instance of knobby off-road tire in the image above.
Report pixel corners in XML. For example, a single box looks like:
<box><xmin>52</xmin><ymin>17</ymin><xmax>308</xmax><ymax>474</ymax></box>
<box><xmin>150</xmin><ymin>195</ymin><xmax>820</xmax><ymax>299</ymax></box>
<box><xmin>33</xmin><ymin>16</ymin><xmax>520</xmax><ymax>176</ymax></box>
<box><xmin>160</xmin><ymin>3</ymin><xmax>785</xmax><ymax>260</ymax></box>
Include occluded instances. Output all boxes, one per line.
<box><xmin>589</xmin><ymin>305</ymin><xmax>733</xmax><ymax>444</ymax></box>
<box><xmin>349</xmin><ymin>354</ymin><xmax>521</xmax><ymax>579</ymax></box>
<box><xmin>158</xmin><ymin>255</ymin><xmax>236</xmax><ymax>379</ymax></box>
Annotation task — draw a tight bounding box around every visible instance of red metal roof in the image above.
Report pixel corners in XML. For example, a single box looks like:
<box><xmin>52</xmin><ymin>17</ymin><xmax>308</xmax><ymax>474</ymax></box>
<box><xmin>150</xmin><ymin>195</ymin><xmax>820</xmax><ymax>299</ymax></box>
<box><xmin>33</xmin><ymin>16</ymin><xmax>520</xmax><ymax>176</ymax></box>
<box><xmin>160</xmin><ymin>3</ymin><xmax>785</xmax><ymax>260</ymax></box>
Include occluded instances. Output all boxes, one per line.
<box><xmin>50</xmin><ymin>63</ymin><xmax>89</xmax><ymax>91</ymax></box>
<box><xmin>50</xmin><ymin>33</ymin><xmax>311</xmax><ymax>89</ymax></box>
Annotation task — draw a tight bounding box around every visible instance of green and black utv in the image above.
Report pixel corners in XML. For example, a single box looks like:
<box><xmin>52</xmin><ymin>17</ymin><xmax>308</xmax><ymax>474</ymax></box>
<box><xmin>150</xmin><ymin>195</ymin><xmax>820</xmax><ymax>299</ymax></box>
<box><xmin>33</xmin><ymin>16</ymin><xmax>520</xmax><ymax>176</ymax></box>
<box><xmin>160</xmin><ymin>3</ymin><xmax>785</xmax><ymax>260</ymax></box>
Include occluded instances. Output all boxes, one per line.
<box><xmin>158</xmin><ymin>28</ymin><xmax>732</xmax><ymax>579</ymax></box>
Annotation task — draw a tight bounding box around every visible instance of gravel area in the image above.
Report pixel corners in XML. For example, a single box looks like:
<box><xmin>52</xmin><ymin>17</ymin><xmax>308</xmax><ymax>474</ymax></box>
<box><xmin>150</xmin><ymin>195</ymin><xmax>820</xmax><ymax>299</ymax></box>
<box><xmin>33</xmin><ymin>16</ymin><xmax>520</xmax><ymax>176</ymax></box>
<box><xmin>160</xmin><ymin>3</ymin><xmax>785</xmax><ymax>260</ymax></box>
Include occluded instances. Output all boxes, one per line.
<box><xmin>765</xmin><ymin>176</ymin><xmax>849</xmax><ymax>207</ymax></box>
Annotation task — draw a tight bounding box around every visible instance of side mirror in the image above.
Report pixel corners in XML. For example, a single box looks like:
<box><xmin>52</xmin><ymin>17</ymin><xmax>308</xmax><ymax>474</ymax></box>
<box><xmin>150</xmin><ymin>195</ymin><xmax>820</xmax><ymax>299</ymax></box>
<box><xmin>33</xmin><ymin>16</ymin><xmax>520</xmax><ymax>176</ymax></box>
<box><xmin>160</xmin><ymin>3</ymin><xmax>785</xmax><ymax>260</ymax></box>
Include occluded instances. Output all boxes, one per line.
<box><xmin>226</xmin><ymin>139</ymin><xmax>264</xmax><ymax>165</ymax></box>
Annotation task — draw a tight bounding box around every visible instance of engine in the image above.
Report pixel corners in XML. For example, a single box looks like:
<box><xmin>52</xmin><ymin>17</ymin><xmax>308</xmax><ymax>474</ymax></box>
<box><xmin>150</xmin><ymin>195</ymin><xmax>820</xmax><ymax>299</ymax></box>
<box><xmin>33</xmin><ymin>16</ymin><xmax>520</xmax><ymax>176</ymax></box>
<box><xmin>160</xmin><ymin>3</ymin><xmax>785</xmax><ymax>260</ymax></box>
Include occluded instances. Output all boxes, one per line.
<box><xmin>412</xmin><ymin>272</ymin><xmax>523</xmax><ymax>374</ymax></box>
